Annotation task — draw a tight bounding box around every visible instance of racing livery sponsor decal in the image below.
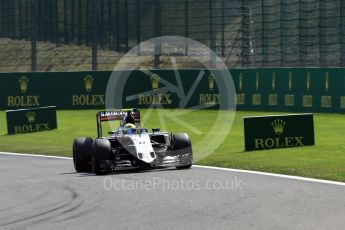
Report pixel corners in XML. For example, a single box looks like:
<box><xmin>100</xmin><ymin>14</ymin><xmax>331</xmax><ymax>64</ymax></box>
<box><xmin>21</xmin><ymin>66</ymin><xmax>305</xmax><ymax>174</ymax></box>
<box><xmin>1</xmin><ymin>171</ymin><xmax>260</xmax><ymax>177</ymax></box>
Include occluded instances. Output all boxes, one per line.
<box><xmin>98</xmin><ymin>110</ymin><xmax>140</xmax><ymax>122</ymax></box>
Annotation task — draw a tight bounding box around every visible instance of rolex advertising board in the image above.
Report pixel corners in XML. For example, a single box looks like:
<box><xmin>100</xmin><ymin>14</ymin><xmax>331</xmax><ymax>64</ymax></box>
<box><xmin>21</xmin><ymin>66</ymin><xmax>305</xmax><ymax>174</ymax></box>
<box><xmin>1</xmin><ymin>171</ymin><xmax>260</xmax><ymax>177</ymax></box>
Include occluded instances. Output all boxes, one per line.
<box><xmin>119</xmin><ymin>70</ymin><xmax>222</xmax><ymax>109</ymax></box>
<box><xmin>69</xmin><ymin>73</ymin><xmax>107</xmax><ymax>109</ymax></box>
<box><xmin>231</xmin><ymin>68</ymin><xmax>345</xmax><ymax>113</ymax></box>
<box><xmin>243</xmin><ymin>114</ymin><xmax>315</xmax><ymax>151</ymax></box>
<box><xmin>6</xmin><ymin>106</ymin><xmax>57</xmax><ymax>135</ymax></box>
<box><xmin>0</xmin><ymin>72</ymin><xmax>110</xmax><ymax>110</ymax></box>
<box><xmin>4</xmin><ymin>75</ymin><xmax>42</xmax><ymax>109</ymax></box>
<box><xmin>1</xmin><ymin>68</ymin><xmax>345</xmax><ymax>112</ymax></box>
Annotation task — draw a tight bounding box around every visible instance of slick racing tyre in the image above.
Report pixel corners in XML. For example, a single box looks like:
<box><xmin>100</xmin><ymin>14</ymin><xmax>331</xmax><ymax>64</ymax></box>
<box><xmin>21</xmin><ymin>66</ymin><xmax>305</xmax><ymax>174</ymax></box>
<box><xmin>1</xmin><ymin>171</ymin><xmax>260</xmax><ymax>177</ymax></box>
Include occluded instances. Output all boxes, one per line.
<box><xmin>172</xmin><ymin>133</ymin><xmax>193</xmax><ymax>169</ymax></box>
<box><xmin>92</xmin><ymin>139</ymin><xmax>112</xmax><ymax>175</ymax></box>
<box><xmin>73</xmin><ymin>137</ymin><xmax>93</xmax><ymax>173</ymax></box>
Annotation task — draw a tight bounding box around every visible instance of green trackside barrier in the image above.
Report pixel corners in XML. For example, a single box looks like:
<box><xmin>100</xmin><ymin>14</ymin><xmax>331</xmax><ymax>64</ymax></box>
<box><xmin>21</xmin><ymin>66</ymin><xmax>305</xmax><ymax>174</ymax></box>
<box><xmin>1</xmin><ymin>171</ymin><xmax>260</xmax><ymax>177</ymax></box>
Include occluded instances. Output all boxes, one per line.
<box><xmin>0</xmin><ymin>68</ymin><xmax>345</xmax><ymax>112</ymax></box>
<box><xmin>0</xmin><ymin>71</ymin><xmax>110</xmax><ymax>110</ymax></box>
<box><xmin>231</xmin><ymin>68</ymin><xmax>345</xmax><ymax>113</ymax></box>
<box><xmin>0</xmin><ymin>70</ymin><xmax>223</xmax><ymax>110</ymax></box>
<box><xmin>6</xmin><ymin>106</ymin><xmax>57</xmax><ymax>135</ymax></box>
<box><xmin>120</xmin><ymin>69</ymin><xmax>225</xmax><ymax>109</ymax></box>
<box><xmin>243</xmin><ymin>114</ymin><xmax>315</xmax><ymax>151</ymax></box>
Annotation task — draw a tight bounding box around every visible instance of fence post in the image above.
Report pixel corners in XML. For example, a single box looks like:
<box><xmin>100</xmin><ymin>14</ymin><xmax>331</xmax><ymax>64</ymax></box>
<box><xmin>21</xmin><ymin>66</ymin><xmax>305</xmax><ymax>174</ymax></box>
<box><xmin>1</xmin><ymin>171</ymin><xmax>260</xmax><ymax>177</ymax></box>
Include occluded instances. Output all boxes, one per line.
<box><xmin>116</xmin><ymin>0</ymin><xmax>120</xmax><ymax>51</ymax></box>
<box><xmin>136</xmin><ymin>0</ymin><xmax>141</xmax><ymax>55</ymax></box>
<box><xmin>42</xmin><ymin>0</ymin><xmax>47</xmax><ymax>41</ymax></box>
<box><xmin>64</xmin><ymin>0</ymin><xmax>68</xmax><ymax>43</ymax></box>
<box><xmin>11</xmin><ymin>0</ymin><xmax>15</xmax><ymax>38</ymax></box>
<box><xmin>185</xmin><ymin>0</ymin><xmax>189</xmax><ymax>56</ymax></box>
<box><xmin>125</xmin><ymin>0</ymin><xmax>129</xmax><ymax>51</ymax></box>
<box><xmin>221</xmin><ymin>0</ymin><xmax>225</xmax><ymax>57</ymax></box>
<box><xmin>41</xmin><ymin>0</ymin><xmax>47</xmax><ymax>41</ymax></box>
<box><xmin>37</xmin><ymin>0</ymin><xmax>40</xmax><ymax>40</ymax></box>
<box><xmin>261</xmin><ymin>0</ymin><xmax>265</xmax><ymax>67</ymax></box>
<box><xmin>340</xmin><ymin>1</ymin><xmax>345</xmax><ymax>66</ymax></box>
<box><xmin>298</xmin><ymin>0</ymin><xmax>302</xmax><ymax>67</ymax></box>
<box><xmin>91</xmin><ymin>0</ymin><xmax>97</xmax><ymax>71</ymax></box>
<box><xmin>209</xmin><ymin>0</ymin><xmax>216</xmax><ymax>68</ymax></box>
<box><xmin>31</xmin><ymin>0</ymin><xmax>37</xmax><ymax>71</ymax></box>
<box><xmin>78</xmin><ymin>0</ymin><xmax>82</xmax><ymax>45</ymax></box>
<box><xmin>25</xmin><ymin>0</ymin><xmax>30</xmax><ymax>40</ymax></box>
<box><xmin>86</xmin><ymin>0</ymin><xmax>90</xmax><ymax>46</ymax></box>
<box><xmin>241</xmin><ymin>0</ymin><xmax>254</xmax><ymax>67</ymax></box>
<box><xmin>280</xmin><ymin>0</ymin><xmax>283</xmax><ymax>66</ymax></box>
<box><xmin>18</xmin><ymin>0</ymin><xmax>23</xmax><ymax>38</ymax></box>
<box><xmin>54</xmin><ymin>0</ymin><xmax>59</xmax><ymax>43</ymax></box>
<box><xmin>44</xmin><ymin>0</ymin><xmax>50</xmax><ymax>42</ymax></box>
<box><xmin>48</xmin><ymin>0</ymin><xmax>54</xmax><ymax>41</ymax></box>
<box><xmin>71</xmin><ymin>0</ymin><xmax>75</xmax><ymax>42</ymax></box>
<box><xmin>100</xmin><ymin>0</ymin><xmax>104</xmax><ymax>48</ymax></box>
<box><xmin>107</xmin><ymin>0</ymin><xmax>113</xmax><ymax>49</ymax></box>
<box><xmin>0</xmin><ymin>1</ymin><xmax>2</xmax><ymax>36</ymax></box>
<box><xmin>5</xmin><ymin>0</ymin><xmax>10</xmax><ymax>36</ymax></box>
<box><xmin>318</xmin><ymin>1</ymin><xmax>321</xmax><ymax>66</ymax></box>
<box><xmin>154</xmin><ymin>0</ymin><xmax>161</xmax><ymax>69</ymax></box>
<box><xmin>2</xmin><ymin>0</ymin><xmax>6</xmax><ymax>36</ymax></box>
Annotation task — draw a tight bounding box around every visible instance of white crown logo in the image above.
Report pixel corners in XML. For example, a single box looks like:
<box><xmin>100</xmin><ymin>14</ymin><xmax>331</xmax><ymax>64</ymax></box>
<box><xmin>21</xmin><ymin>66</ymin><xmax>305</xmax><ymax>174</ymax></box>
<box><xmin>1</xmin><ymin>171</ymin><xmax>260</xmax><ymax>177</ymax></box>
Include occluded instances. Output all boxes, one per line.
<box><xmin>208</xmin><ymin>74</ymin><xmax>215</xmax><ymax>91</ymax></box>
<box><xmin>26</xmin><ymin>112</ymin><xmax>36</xmax><ymax>123</ymax></box>
<box><xmin>19</xmin><ymin>76</ymin><xmax>29</xmax><ymax>93</ymax></box>
<box><xmin>84</xmin><ymin>75</ymin><xmax>94</xmax><ymax>92</ymax></box>
<box><xmin>150</xmin><ymin>74</ymin><xmax>160</xmax><ymax>90</ymax></box>
<box><xmin>271</xmin><ymin>119</ymin><xmax>285</xmax><ymax>135</ymax></box>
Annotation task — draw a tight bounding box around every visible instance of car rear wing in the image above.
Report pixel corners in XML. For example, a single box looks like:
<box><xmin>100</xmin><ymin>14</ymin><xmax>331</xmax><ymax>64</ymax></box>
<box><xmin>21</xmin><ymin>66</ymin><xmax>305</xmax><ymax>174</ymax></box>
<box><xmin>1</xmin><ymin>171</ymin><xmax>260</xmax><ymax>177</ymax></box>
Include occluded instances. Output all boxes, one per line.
<box><xmin>96</xmin><ymin>108</ymin><xmax>140</xmax><ymax>138</ymax></box>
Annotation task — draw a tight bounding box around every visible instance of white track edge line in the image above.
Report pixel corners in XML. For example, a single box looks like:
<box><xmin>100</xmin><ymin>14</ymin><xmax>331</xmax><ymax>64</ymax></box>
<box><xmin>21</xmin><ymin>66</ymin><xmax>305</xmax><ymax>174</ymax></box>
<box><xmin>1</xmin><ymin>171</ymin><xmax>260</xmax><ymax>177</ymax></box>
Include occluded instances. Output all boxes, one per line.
<box><xmin>193</xmin><ymin>165</ymin><xmax>345</xmax><ymax>186</ymax></box>
<box><xmin>0</xmin><ymin>151</ymin><xmax>71</xmax><ymax>160</ymax></box>
<box><xmin>1</xmin><ymin>151</ymin><xmax>344</xmax><ymax>186</ymax></box>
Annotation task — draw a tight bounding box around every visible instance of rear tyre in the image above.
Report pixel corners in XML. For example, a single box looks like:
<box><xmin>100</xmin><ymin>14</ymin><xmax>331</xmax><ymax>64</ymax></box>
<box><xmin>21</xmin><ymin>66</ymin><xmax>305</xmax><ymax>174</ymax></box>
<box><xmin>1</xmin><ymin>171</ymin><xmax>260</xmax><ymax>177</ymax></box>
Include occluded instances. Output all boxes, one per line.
<box><xmin>73</xmin><ymin>137</ymin><xmax>93</xmax><ymax>173</ymax></box>
<box><xmin>92</xmin><ymin>139</ymin><xmax>112</xmax><ymax>175</ymax></box>
<box><xmin>172</xmin><ymin>133</ymin><xmax>193</xmax><ymax>169</ymax></box>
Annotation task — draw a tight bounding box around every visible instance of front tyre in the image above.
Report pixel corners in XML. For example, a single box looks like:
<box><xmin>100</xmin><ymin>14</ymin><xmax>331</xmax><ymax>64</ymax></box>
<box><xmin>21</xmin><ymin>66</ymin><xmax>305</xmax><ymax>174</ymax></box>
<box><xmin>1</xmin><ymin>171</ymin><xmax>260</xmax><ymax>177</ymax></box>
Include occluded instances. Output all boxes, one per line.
<box><xmin>73</xmin><ymin>137</ymin><xmax>93</xmax><ymax>173</ymax></box>
<box><xmin>92</xmin><ymin>139</ymin><xmax>112</xmax><ymax>175</ymax></box>
<box><xmin>172</xmin><ymin>133</ymin><xmax>193</xmax><ymax>169</ymax></box>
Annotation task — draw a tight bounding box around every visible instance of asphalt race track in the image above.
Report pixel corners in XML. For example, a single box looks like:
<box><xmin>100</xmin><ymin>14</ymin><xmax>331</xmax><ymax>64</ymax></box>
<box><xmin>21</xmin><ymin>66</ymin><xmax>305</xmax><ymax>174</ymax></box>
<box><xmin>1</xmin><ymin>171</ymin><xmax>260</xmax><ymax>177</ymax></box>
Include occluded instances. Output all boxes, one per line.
<box><xmin>1</xmin><ymin>153</ymin><xmax>345</xmax><ymax>230</ymax></box>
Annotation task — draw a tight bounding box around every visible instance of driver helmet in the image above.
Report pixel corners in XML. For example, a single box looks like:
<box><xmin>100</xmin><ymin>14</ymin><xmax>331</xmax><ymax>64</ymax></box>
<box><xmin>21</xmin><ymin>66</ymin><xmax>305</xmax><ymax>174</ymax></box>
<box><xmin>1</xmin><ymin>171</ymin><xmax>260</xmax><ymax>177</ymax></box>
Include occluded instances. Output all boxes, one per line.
<box><xmin>124</xmin><ymin>123</ymin><xmax>136</xmax><ymax>129</ymax></box>
<box><xmin>123</xmin><ymin>123</ymin><xmax>136</xmax><ymax>134</ymax></box>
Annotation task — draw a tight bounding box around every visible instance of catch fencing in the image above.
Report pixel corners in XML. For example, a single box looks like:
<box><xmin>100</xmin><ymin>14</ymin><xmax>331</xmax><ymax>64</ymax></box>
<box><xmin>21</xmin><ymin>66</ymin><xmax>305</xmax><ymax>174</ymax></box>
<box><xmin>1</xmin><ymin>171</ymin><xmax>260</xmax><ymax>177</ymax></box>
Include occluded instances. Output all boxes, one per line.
<box><xmin>1</xmin><ymin>0</ymin><xmax>345</xmax><ymax>71</ymax></box>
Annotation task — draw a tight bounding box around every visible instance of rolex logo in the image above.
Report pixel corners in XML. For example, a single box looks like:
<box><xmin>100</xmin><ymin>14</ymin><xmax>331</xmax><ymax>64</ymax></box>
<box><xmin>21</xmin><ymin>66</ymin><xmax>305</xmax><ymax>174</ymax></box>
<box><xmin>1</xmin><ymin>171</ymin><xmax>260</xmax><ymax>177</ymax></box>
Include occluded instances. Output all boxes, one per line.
<box><xmin>208</xmin><ymin>74</ymin><xmax>215</xmax><ymax>91</ymax></box>
<box><xmin>288</xmin><ymin>72</ymin><xmax>292</xmax><ymax>91</ymax></box>
<box><xmin>84</xmin><ymin>75</ymin><xmax>94</xmax><ymax>92</ymax></box>
<box><xmin>325</xmin><ymin>72</ymin><xmax>329</xmax><ymax>92</ymax></box>
<box><xmin>26</xmin><ymin>111</ymin><xmax>36</xmax><ymax>123</ymax></box>
<box><xmin>271</xmin><ymin>119</ymin><xmax>285</xmax><ymax>135</ymax></box>
<box><xmin>150</xmin><ymin>74</ymin><xmax>160</xmax><ymax>90</ymax></box>
<box><xmin>256</xmin><ymin>72</ymin><xmax>260</xmax><ymax>90</ymax></box>
<box><xmin>19</xmin><ymin>76</ymin><xmax>29</xmax><ymax>93</ymax></box>
<box><xmin>272</xmin><ymin>72</ymin><xmax>276</xmax><ymax>91</ymax></box>
<box><xmin>239</xmin><ymin>73</ymin><xmax>243</xmax><ymax>91</ymax></box>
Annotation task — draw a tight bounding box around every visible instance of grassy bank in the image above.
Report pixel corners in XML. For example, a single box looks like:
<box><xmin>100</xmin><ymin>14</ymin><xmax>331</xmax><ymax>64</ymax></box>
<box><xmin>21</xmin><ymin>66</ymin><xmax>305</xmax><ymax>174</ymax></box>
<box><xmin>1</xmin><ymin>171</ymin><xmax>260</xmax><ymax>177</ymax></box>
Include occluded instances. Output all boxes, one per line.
<box><xmin>0</xmin><ymin>110</ymin><xmax>345</xmax><ymax>182</ymax></box>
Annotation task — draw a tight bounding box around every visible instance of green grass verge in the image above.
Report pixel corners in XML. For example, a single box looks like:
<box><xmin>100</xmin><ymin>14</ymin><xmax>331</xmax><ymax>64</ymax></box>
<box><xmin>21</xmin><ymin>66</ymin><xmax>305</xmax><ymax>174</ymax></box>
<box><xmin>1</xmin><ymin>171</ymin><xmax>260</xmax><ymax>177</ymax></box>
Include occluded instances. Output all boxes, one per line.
<box><xmin>0</xmin><ymin>109</ymin><xmax>345</xmax><ymax>182</ymax></box>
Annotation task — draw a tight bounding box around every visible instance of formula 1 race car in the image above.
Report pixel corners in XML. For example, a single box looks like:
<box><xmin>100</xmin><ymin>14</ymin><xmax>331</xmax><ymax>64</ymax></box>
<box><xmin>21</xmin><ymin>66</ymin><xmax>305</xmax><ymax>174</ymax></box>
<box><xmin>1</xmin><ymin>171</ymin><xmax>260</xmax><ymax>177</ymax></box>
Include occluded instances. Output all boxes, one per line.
<box><xmin>73</xmin><ymin>108</ymin><xmax>193</xmax><ymax>175</ymax></box>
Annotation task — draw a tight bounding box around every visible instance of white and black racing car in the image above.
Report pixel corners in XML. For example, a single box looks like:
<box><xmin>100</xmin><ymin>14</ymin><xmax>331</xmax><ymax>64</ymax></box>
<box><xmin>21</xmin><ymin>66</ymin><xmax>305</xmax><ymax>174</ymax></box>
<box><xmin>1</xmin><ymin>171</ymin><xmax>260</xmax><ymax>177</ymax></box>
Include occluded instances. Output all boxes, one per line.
<box><xmin>73</xmin><ymin>108</ymin><xmax>193</xmax><ymax>175</ymax></box>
